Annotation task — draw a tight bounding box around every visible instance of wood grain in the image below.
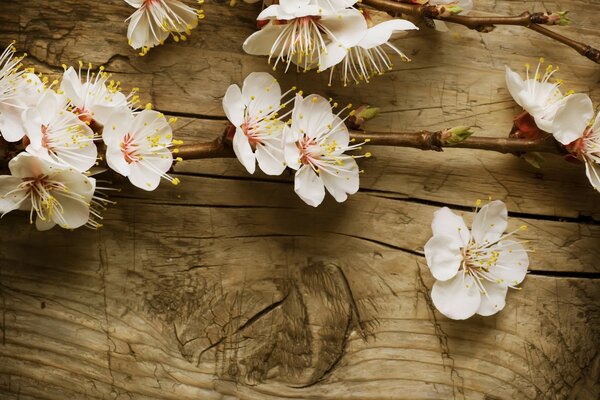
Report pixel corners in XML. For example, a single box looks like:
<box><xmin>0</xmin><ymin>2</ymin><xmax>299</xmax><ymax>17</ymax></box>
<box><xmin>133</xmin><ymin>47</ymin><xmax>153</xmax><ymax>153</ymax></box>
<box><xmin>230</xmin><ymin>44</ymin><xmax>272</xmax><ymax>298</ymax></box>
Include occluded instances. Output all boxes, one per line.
<box><xmin>0</xmin><ymin>0</ymin><xmax>599</xmax><ymax>399</ymax></box>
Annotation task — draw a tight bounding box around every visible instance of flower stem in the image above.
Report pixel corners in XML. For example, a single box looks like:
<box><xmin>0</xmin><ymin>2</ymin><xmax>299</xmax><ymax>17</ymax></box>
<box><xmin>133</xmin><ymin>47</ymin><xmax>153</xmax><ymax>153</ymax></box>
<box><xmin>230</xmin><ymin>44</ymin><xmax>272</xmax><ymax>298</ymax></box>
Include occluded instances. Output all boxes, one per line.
<box><xmin>361</xmin><ymin>0</ymin><xmax>600</xmax><ymax>64</ymax></box>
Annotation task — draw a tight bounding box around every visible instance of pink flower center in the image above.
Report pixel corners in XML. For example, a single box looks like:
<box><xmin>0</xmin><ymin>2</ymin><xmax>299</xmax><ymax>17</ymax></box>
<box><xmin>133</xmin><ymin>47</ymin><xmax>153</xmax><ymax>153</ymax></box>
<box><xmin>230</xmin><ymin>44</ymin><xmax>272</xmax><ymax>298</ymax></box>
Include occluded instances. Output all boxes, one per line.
<box><xmin>242</xmin><ymin>121</ymin><xmax>263</xmax><ymax>147</ymax></box>
<box><xmin>298</xmin><ymin>136</ymin><xmax>318</xmax><ymax>166</ymax></box>
<box><xmin>121</xmin><ymin>133</ymin><xmax>139</xmax><ymax>164</ymax></box>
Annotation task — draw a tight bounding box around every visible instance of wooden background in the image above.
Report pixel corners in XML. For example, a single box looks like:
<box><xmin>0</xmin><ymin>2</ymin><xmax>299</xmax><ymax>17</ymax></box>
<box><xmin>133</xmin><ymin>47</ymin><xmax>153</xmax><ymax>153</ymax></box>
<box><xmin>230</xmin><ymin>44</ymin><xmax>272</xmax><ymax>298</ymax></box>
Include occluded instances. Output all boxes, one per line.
<box><xmin>1</xmin><ymin>0</ymin><xmax>599</xmax><ymax>398</ymax></box>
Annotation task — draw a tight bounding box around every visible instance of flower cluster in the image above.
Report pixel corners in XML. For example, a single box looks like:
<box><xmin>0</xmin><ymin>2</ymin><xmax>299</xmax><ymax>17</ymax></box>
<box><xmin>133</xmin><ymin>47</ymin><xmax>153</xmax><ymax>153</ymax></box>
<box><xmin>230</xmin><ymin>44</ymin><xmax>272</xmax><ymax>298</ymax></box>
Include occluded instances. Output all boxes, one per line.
<box><xmin>424</xmin><ymin>200</ymin><xmax>529</xmax><ymax>320</ymax></box>
<box><xmin>0</xmin><ymin>44</ymin><xmax>180</xmax><ymax>230</ymax></box>
<box><xmin>223</xmin><ymin>72</ymin><xmax>369</xmax><ymax>206</ymax></box>
<box><xmin>124</xmin><ymin>0</ymin><xmax>205</xmax><ymax>56</ymax></box>
<box><xmin>243</xmin><ymin>0</ymin><xmax>418</xmax><ymax>86</ymax></box>
<box><xmin>505</xmin><ymin>59</ymin><xmax>600</xmax><ymax>192</ymax></box>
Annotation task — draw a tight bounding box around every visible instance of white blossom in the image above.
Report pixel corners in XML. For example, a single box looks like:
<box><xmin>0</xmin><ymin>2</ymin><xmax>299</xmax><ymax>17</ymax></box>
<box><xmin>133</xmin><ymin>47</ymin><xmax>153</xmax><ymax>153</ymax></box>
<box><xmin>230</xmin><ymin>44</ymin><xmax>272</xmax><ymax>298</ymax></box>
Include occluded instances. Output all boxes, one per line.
<box><xmin>505</xmin><ymin>59</ymin><xmax>593</xmax><ymax>144</ymax></box>
<box><xmin>0</xmin><ymin>152</ymin><xmax>96</xmax><ymax>231</ymax></box>
<box><xmin>322</xmin><ymin>19</ymin><xmax>418</xmax><ymax>86</ymax></box>
<box><xmin>284</xmin><ymin>93</ymin><xmax>367</xmax><ymax>206</ymax></box>
<box><xmin>222</xmin><ymin>72</ymin><xmax>293</xmax><ymax>175</ymax></box>
<box><xmin>0</xmin><ymin>44</ymin><xmax>44</xmax><ymax>142</ymax></box>
<box><xmin>125</xmin><ymin>0</ymin><xmax>205</xmax><ymax>56</ymax></box>
<box><xmin>24</xmin><ymin>89</ymin><xmax>98</xmax><ymax>173</ymax></box>
<box><xmin>60</xmin><ymin>63</ymin><xmax>139</xmax><ymax>126</ymax></box>
<box><xmin>424</xmin><ymin>200</ymin><xmax>529</xmax><ymax>320</ymax></box>
<box><xmin>103</xmin><ymin>109</ymin><xmax>178</xmax><ymax>190</ymax></box>
<box><xmin>243</xmin><ymin>0</ymin><xmax>367</xmax><ymax>73</ymax></box>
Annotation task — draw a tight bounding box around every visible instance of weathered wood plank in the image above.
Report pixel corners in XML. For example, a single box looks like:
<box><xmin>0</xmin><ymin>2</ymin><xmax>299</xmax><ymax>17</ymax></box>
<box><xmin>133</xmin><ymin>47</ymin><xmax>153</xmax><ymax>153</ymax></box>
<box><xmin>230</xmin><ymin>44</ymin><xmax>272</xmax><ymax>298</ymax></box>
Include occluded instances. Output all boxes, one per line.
<box><xmin>0</xmin><ymin>217</ymin><xmax>598</xmax><ymax>398</ymax></box>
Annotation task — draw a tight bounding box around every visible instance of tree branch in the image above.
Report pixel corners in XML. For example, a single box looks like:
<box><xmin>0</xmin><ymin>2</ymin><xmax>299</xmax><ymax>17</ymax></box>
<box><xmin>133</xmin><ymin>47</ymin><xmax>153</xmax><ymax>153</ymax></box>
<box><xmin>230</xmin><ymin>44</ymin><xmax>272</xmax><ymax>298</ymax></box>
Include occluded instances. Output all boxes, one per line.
<box><xmin>176</xmin><ymin>130</ymin><xmax>563</xmax><ymax>160</ymax></box>
<box><xmin>361</xmin><ymin>0</ymin><xmax>600</xmax><ymax>64</ymax></box>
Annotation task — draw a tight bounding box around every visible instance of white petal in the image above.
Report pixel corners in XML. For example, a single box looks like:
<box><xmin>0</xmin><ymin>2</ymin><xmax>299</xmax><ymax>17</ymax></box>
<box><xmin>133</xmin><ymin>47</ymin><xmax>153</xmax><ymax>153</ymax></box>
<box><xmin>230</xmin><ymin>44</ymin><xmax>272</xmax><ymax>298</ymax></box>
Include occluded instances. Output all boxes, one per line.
<box><xmin>431</xmin><ymin>207</ymin><xmax>470</xmax><ymax>248</ymax></box>
<box><xmin>431</xmin><ymin>273</ymin><xmax>481</xmax><ymax>320</ymax></box>
<box><xmin>0</xmin><ymin>176</ymin><xmax>27</xmax><ymax>214</ymax></box>
<box><xmin>492</xmin><ymin>239</ymin><xmax>529</xmax><ymax>285</ymax></box>
<box><xmin>293</xmin><ymin>94</ymin><xmax>333</xmax><ymax>139</ymax></box>
<box><xmin>242</xmin><ymin>72</ymin><xmax>281</xmax><ymax>118</ymax></box>
<box><xmin>36</xmin><ymin>216</ymin><xmax>57</xmax><ymax>231</ymax></box>
<box><xmin>0</xmin><ymin>102</ymin><xmax>27</xmax><ymax>142</ymax></box>
<box><xmin>476</xmin><ymin>281</ymin><xmax>508</xmax><ymax>316</ymax></box>
<box><xmin>319</xmin><ymin>158</ymin><xmax>359</xmax><ymax>203</ymax></box>
<box><xmin>60</xmin><ymin>67</ymin><xmax>84</xmax><ymax>106</ymax></box>
<box><xmin>471</xmin><ymin>200</ymin><xmax>508</xmax><ymax>246</ymax></box>
<box><xmin>243</xmin><ymin>24</ymin><xmax>285</xmax><ymax>56</ymax></box>
<box><xmin>51</xmin><ymin>191</ymin><xmax>92</xmax><ymax>229</ymax></box>
<box><xmin>283</xmin><ymin>125</ymin><xmax>302</xmax><ymax>170</ymax></box>
<box><xmin>320</xmin><ymin>9</ymin><xmax>368</xmax><ymax>48</ymax></box>
<box><xmin>359</xmin><ymin>19</ymin><xmax>418</xmax><ymax>49</ymax></box>
<box><xmin>295</xmin><ymin>165</ymin><xmax>325</xmax><ymax>207</ymax></box>
<box><xmin>233</xmin><ymin>126</ymin><xmax>256</xmax><ymax>174</ymax></box>
<box><xmin>504</xmin><ymin>66</ymin><xmax>525</xmax><ymax>106</ymax></box>
<box><xmin>102</xmin><ymin>110</ymin><xmax>134</xmax><ymax>146</ymax></box>
<box><xmin>128</xmin><ymin>147</ymin><xmax>172</xmax><ymax>191</ymax></box>
<box><xmin>255</xmin><ymin>137</ymin><xmax>286</xmax><ymax>176</ymax></box>
<box><xmin>552</xmin><ymin>93</ymin><xmax>594</xmax><ymax>145</ymax></box>
<box><xmin>222</xmin><ymin>84</ymin><xmax>245</xmax><ymax>127</ymax></box>
<box><xmin>319</xmin><ymin>42</ymin><xmax>348</xmax><ymax>71</ymax></box>
<box><xmin>585</xmin><ymin>159</ymin><xmax>600</xmax><ymax>192</ymax></box>
<box><xmin>105</xmin><ymin>143</ymin><xmax>131</xmax><ymax>177</ymax></box>
<box><xmin>424</xmin><ymin>234</ymin><xmax>463</xmax><ymax>281</ymax></box>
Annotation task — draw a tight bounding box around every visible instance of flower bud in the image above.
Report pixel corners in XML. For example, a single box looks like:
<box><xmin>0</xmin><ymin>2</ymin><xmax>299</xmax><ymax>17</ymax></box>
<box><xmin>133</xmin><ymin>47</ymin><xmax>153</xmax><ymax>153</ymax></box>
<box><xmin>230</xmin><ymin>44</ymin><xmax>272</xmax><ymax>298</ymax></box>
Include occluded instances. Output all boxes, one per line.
<box><xmin>347</xmin><ymin>105</ymin><xmax>380</xmax><ymax>129</ymax></box>
<box><xmin>547</xmin><ymin>11</ymin><xmax>570</xmax><ymax>26</ymax></box>
<box><xmin>442</xmin><ymin>126</ymin><xmax>474</xmax><ymax>145</ymax></box>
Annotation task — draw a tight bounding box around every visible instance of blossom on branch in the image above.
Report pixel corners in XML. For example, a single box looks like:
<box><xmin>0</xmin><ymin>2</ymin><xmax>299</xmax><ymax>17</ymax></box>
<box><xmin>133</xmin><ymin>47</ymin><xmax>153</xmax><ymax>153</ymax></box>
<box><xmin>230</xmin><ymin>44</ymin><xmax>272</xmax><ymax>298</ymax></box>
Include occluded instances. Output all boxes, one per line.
<box><xmin>125</xmin><ymin>0</ymin><xmax>205</xmax><ymax>56</ymax></box>
<box><xmin>243</xmin><ymin>0</ymin><xmax>367</xmax><ymax>73</ymax></box>
<box><xmin>424</xmin><ymin>200</ymin><xmax>529</xmax><ymax>320</ymax></box>
<box><xmin>24</xmin><ymin>89</ymin><xmax>98</xmax><ymax>173</ymax></box>
<box><xmin>0</xmin><ymin>152</ymin><xmax>96</xmax><ymax>231</ymax></box>
<box><xmin>323</xmin><ymin>18</ymin><xmax>418</xmax><ymax>86</ymax></box>
<box><xmin>505</xmin><ymin>59</ymin><xmax>594</xmax><ymax>144</ymax></box>
<box><xmin>60</xmin><ymin>63</ymin><xmax>139</xmax><ymax>126</ymax></box>
<box><xmin>222</xmin><ymin>72</ymin><xmax>292</xmax><ymax>175</ymax></box>
<box><xmin>103</xmin><ymin>108</ymin><xmax>178</xmax><ymax>191</ymax></box>
<box><xmin>0</xmin><ymin>44</ymin><xmax>44</xmax><ymax>142</ymax></box>
<box><xmin>284</xmin><ymin>93</ymin><xmax>368</xmax><ymax>207</ymax></box>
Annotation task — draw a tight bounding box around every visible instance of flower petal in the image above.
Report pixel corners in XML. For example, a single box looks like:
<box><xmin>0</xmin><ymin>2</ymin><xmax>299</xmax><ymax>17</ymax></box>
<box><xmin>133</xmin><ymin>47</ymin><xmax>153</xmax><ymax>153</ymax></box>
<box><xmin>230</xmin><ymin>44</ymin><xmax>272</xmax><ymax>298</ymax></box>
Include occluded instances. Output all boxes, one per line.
<box><xmin>431</xmin><ymin>272</ymin><xmax>481</xmax><ymax>320</ymax></box>
<box><xmin>359</xmin><ymin>19</ymin><xmax>418</xmax><ymax>49</ymax></box>
<box><xmin>585</xmin><ymin>159</ymin><xmax>600</xmax><ymax>192</ymax></box>
<box><xmin>233</xmin><ymin>126</ymin><xmax>256</xmax><ymax>174</ymax></box>
<box><xmin>0</xmin><ymin>176</ymin><xmax>27</xmax><ymax>214</ymax></box>
<box><xmin>476</xmin><ymin>281</ymin><xmax>508</xmax><ymax>316</ymax></box>
<box><xmin>424</xmin><ymin>234</ymin><xmax>463</xmax><ymax>281</ymax></box>
<box><xmin>320</xmin><ymin>158</ymin><xmax>359</xmax><ymax>203</ymax></box>
<box><xmin>552</xmin><ymin>93</ymin><xmax>594</xmax><ymax>145</ymax></box>
<box><xmin>60</xmin><ymin>67</ymin><xmax>84</xmax><ymax>106</ymax></box>
<box><xmin>320</xmin><ymin>9</ymin><xmax>368</xmax><ymax>48</ymax></box>
<box><xmin>431</xmin><ymin>207</ymin><xmax>470</xmax><ymax>248</ymax></box>
<box><xmin>128</xmin><ymin>147</ymin><xmax>172</xmax><ymax>191</ymax></box>
<box><xmin>223</xmin><ymin>84</ymin><xmax>245</xmax><ymax>127</ymax></box>
<box><xmin>243</xmin><ymin>23</ymin><xmax>285</xmax><ymax>56</ymax></box>
<box><xmin>0</xmin><ymin>102</ymin><xmax>27</xmax><ymax>142</ymax></box>
<box><xmin>295</xmin><ymin>165</ymin><xmax>325</xmax><ymax>207</ymax></box>
<box><xmin>283</xmin><ymin>125</ymin><xmax>302</xmax><ymax>170</ymax></box>
<box><xmin>491</xmin><ymin>239</ymin><xmax>529</xmax><ymax>285</ymax></box>
<box><xmin>242</xmin><ymin>72</ymin><xmax>281</xmax><ymax>118</ymax></box>
<box><xmin>504</xmin><ymin>66</ymin><xmax>525</xmax><ymax>107</ymax></box>
<box><xmin>35</xmin><ymin>215</ymin><xmax>57</xmax><ymax>231</ymax></box>
<box><xmin>471</xmin><ymin>200</ymin><xmax>507</xmax><ymax>246</ymax></box>
<box><xmin>255</xmin><ymin>137</ymin><xmax>286</xmax><ymax>176</ymax></box>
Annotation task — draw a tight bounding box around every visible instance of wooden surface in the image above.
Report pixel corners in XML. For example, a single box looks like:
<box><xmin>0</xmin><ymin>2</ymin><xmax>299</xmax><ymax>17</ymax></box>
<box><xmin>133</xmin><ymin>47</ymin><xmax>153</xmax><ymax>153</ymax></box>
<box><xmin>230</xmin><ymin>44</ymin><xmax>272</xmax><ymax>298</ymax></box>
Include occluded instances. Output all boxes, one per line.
<box><xmin>1</xmin><ymin>0</ymin><xmax>599</xmax><ymax>399</ymax></box>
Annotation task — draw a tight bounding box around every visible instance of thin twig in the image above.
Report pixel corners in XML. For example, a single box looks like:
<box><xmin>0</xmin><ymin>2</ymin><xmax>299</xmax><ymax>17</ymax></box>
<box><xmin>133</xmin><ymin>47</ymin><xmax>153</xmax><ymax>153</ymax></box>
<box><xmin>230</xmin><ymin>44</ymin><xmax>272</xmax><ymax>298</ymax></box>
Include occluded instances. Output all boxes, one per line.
<box><xmin>361</xmin><ymin>0</ymin><xmax>600</xmax><ymax>64</ymax></box>
<box><xmin>176</xmin><ymin>130</ymin><xmax>563</xmax><ymax>160</ymax></box>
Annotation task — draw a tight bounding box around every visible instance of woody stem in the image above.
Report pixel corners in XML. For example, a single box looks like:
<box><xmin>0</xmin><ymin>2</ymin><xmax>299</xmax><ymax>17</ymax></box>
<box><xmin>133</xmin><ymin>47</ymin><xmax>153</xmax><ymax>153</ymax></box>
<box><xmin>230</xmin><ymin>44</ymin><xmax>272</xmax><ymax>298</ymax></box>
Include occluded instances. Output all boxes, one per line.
<box><xmin>360</xmin><ymin>0</ymin><xmax>600</xmax><ymax>64</ymax></box>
